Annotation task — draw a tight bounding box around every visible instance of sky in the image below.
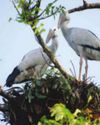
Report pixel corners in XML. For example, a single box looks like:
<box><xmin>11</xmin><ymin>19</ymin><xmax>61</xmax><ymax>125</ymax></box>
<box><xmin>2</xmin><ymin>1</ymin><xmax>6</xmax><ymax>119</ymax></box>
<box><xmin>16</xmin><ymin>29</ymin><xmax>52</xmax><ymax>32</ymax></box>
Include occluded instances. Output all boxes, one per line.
<box><xmin>0</xmin><ymin>0</ymin><xmax>100</xmax><ymax>124</ymax></box>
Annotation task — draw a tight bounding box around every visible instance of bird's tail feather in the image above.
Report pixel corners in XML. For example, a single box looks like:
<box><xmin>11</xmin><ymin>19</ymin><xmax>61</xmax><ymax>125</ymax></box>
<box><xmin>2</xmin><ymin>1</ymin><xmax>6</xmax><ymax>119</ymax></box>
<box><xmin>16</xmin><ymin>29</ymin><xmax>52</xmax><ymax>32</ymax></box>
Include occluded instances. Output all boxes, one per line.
<box><xmin>6</xmin><ymin>67</ymin><xmax>20</xmax><ymax>87</ymax></box>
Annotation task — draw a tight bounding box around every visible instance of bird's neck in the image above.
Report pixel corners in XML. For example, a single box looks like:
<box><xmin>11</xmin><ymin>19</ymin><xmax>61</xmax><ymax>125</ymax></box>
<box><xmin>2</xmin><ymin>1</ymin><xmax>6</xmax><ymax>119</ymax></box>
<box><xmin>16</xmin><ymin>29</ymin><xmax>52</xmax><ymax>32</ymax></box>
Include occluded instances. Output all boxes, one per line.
<box><xmin>61</xmin><ymin>21</ymin><xmax>69</xmax><ymax>35</ymax></box>
<box><xmin>49</xmin><ymin>38</ymin><xmax>58</xmax><ymax>53</ymax></box>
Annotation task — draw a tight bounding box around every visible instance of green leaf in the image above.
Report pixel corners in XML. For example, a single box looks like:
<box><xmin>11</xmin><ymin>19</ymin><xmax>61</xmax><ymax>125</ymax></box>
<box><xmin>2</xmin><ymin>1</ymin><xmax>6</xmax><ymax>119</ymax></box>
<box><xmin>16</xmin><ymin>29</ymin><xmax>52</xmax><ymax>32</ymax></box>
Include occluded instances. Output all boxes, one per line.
<box><xmin>34</xmin><ymin>23</ymin><xmax>45</xmax><ymax>35</ymax></box>
<box><xmin>50</xmin><ymin>103</ymin><xmax>74</xmax><ymax>122</ymax></box>
<box><xmin>73</xmin><ymin>109</ymin><xmax>81</xmax><ymax>117</ymax></box>
<box><xmin>87</xmin><ymin>95</ymin><xmax>92</xmax><ymax>103</ymax></box>
<box><xmin>38</xmin><ymin>116</ymin><xmax>61</xmax><ymax>125</ymax></box>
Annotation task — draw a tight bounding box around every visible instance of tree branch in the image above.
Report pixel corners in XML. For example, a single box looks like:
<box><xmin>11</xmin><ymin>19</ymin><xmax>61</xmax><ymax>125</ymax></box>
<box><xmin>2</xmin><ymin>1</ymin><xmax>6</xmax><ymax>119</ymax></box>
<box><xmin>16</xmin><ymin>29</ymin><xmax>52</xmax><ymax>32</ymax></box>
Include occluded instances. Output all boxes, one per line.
<box><xmin>69</xmin><ymin>2</ymin><xmax>100</xmax><ymax>13</ymax></box>
<box><xmin>31</xmin><ymin>28</ymin><xmax>72</xmax><ymax>79</ymax></box>
<box><xmin>12</xmin><ymin>0</ymin><xmax>21</xmax><ymax>15</ymax></box>
<box><xmin>38</xmin><ymin>0</ymin><xmax>58</xmax><ymax>20</ymax></box>
<box><xmin>39</xmin><ymin>8</ymin><xmax>58</xmax><ymax>20</ymax></box>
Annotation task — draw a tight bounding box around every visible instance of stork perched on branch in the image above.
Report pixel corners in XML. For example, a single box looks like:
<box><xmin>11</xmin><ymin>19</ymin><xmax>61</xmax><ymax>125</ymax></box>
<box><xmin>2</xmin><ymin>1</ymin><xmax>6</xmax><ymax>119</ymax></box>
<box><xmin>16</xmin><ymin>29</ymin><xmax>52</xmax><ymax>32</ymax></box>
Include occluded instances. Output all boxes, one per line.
<box><xmin>58</xmin><ymin>10</ymin><xmax>100</xmax><ymax>81</ymax></box>
<box><xmin>6</xmin><ymin>28</ymin><xmax>58</xmax><ymax>87</ymax></box>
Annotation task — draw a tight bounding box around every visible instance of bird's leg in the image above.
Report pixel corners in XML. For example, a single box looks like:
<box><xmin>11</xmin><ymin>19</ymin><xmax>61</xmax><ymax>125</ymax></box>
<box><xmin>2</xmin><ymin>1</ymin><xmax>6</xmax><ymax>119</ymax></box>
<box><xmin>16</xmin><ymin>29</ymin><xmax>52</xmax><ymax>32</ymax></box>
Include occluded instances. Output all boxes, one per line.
<box><xmin>78</xmin><ymin>55</ymin><xmax>83</xmax><ymax>81</ymax></box>
<box><xmin>85</xmin><ymin>59</ymin><xmax>88</xmax><ymax>80</ymax></box>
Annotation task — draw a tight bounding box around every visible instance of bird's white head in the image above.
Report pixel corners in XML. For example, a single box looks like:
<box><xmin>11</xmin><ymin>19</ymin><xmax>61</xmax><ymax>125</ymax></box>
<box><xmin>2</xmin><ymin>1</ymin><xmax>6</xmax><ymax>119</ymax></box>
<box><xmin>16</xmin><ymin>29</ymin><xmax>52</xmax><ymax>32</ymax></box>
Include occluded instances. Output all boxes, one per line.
<box><xmin>46</xmin><ymin>28</ymin><xmax>58</xmax><ymax>43</ymax></box>
<box><xmin>58</xmin><ymin>10</ymin><xmax>70</xmax><ymax>29</ymax></box>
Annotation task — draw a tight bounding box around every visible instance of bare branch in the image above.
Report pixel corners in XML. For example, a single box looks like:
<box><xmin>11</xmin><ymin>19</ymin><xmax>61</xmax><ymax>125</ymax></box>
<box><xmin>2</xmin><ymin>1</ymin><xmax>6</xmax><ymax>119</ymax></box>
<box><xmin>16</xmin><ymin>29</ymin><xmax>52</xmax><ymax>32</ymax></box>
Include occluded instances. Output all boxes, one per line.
<box><xmin>69</xmin><ymin>2</ymin><xmax>100</xmax><ymax>13</ymax></box>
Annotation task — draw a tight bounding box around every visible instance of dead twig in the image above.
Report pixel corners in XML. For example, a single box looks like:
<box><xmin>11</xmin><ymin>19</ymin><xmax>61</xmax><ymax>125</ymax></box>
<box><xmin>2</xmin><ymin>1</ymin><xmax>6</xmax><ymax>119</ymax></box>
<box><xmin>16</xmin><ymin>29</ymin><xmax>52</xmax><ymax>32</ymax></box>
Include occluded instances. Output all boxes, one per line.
<box><xmin>70</xmin><ymin>60</ymin><xmax>76</xmax><ymax>78</ymax></box>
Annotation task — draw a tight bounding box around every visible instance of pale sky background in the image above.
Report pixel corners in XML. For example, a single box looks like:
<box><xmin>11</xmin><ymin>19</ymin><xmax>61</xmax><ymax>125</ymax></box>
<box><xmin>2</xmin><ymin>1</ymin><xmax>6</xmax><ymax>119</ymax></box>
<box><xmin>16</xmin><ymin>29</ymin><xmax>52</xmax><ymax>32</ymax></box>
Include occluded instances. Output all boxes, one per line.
<box><xmin>0</xmin><ymin>0</ymin><xmax>100</xmax><ymax>124</ymax></box>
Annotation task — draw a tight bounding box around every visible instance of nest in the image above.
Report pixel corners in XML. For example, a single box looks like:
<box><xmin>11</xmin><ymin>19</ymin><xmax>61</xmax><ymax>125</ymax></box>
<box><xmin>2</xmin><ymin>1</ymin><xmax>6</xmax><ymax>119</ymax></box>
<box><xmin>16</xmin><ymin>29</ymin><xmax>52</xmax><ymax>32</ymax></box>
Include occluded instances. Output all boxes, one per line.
<box><xmin>0</xmin><ymin>70</ymin><xmax>100</xmax><ymax>125</ymax></box>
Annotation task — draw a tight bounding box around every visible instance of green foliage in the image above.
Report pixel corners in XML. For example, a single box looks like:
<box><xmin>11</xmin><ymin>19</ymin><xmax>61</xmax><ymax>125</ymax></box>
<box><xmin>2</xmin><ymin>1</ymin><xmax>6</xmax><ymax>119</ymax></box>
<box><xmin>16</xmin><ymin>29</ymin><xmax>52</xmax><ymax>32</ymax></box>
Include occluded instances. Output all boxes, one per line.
<box><xmin>44</xmin><ymin>0</ymin><xmax>65</xmax><ymax>19</ymax></box>
<box><xmin>34</xmin><ymin>23</ymin><xmax>46</xmax><ymax>35</ymax></box>
<box><xmin>38</xmin><ymin>116</ymin><xmax>61</xmax><ymax>125</ymax></box>
<box><xmin>50</xmin><ymin>103</ymin><xmax>74</xmax><ymax>123</ymax></box>
<box><xmin>13</xmin><ymin>0</ymin><xmax>65</xmax><ymax>34</ymax></box>
<box><xmin>38</xmin><ymin>103</ymin><xmax>100</xmax><ymax>125</ymax></box>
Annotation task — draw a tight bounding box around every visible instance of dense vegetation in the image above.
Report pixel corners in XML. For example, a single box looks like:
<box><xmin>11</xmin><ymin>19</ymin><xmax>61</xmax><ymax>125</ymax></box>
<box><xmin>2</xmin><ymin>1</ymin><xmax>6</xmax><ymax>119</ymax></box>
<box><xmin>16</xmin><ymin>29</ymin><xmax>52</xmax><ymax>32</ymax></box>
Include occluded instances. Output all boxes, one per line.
<box><xmin>0</xmin><ymin>68</ymin><xmax>100</xmax><ymax>125</ymax></box>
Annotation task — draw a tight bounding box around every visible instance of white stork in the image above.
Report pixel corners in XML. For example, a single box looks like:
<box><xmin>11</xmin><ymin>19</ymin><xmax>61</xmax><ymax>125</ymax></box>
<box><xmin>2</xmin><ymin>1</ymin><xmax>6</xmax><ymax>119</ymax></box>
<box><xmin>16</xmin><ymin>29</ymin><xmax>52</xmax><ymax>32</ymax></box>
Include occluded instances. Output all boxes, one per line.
<box><xmin>6</xmin><ymin>28</ymin><xmax>58</xmax><ymax>87</ymax></box>
<box><xmin>58</xmin><ymin>10</ymin><xmax>100</xmax><ymax>81</ymax></box>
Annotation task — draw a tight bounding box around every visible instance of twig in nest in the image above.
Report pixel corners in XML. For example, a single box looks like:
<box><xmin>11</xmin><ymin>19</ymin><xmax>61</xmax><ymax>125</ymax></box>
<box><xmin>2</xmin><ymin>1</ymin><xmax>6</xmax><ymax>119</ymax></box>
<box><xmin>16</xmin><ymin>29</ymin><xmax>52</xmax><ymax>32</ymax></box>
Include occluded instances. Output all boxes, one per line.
<box><xmin>83</xmin><ymin>75</ymin><xmax>95</xmax><ymax>84</ymax></box>
<box><xmin>70</xmin><ymin>60</ymin><xmax>76</xmax><ymax>78</ymax></box>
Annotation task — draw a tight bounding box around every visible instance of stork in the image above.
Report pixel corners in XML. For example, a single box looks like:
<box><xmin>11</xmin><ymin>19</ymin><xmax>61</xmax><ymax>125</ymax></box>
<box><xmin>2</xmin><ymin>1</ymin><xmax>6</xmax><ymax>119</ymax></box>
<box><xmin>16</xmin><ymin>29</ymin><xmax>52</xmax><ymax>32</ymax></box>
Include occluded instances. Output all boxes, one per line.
<box><xmin>6</xmin><ymin>28</ymin><xmax>58</xmax><ymax>87</ymax></box>
<box><xmin>58</xmin><ymin>10</ymin><xmax>100</xmax><ymax>81</ymax></box>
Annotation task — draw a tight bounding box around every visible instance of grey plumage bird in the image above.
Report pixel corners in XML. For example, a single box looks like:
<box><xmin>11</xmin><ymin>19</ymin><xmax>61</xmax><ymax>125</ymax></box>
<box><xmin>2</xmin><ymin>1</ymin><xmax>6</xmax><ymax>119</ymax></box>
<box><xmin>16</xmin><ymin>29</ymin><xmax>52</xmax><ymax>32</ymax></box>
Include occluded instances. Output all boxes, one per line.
<box><xmin>6</xmin><ymin>28</ymin><xmax>58</xmax><ymax>87</ymax></box>
<box><xmin>58</xmin><ymin>10</ymin><xmax>100</xmax><ymax>80</ymax></box>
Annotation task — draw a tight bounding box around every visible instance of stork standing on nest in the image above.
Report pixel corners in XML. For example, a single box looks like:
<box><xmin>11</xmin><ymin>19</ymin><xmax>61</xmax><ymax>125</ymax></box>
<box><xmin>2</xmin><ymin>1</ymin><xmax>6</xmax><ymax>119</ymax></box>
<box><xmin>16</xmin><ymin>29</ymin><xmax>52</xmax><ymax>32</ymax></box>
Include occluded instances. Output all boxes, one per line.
<box><xmin>6</xmin><ymin>28</ymin><xmax>58</xmax><ymax>87</ymax></box>
<box><xmin>58</xmin><ymin>10</ymin><xmax>100</xmax><ymax>81</ymax></box>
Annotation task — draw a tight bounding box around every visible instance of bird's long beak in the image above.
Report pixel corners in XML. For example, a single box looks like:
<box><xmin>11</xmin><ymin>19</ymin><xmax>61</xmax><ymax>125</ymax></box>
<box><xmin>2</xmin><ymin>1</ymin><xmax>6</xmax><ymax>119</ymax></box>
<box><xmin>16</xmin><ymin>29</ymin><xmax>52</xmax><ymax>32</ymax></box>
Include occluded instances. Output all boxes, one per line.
<box><xmin>46</xmin><ymin>29</ymin><xmax>52</xmax><ymax>43</ymax></box>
